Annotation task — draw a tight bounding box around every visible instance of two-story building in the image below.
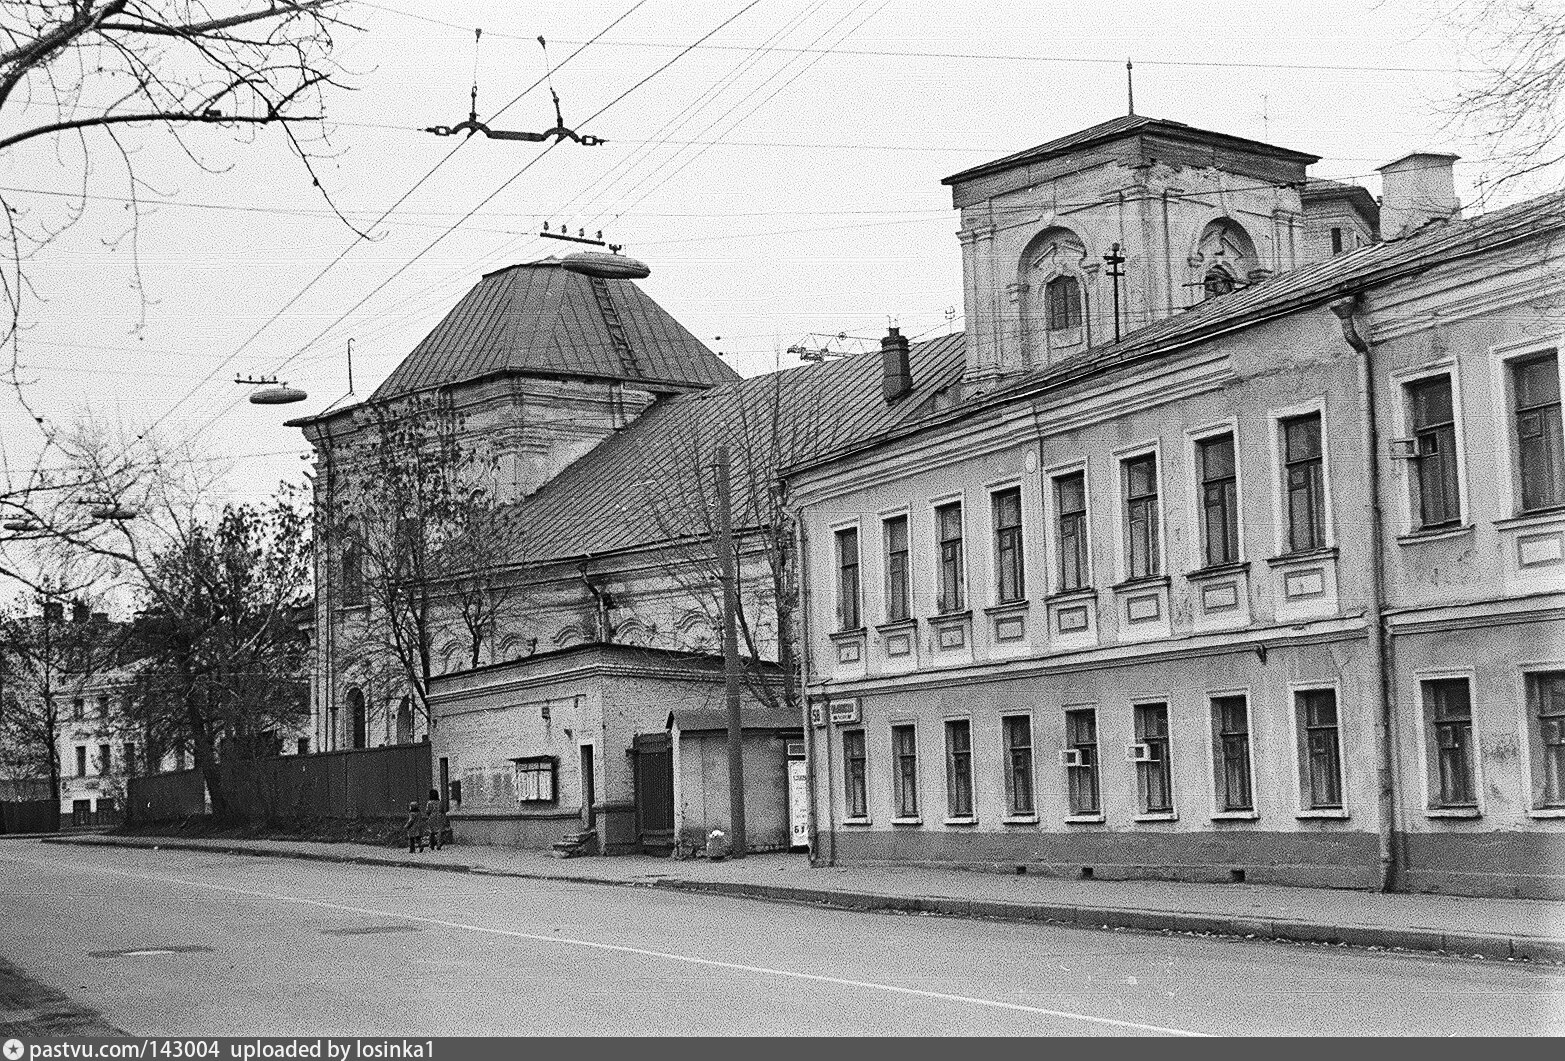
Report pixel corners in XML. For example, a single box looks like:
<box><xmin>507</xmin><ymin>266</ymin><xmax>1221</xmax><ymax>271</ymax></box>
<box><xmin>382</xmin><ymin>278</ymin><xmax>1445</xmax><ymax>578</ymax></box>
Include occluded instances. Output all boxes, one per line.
<box><xmin>787</xmin><ymin>116</ymin><xmax>1564</xmax><ymax>898</ymax></box>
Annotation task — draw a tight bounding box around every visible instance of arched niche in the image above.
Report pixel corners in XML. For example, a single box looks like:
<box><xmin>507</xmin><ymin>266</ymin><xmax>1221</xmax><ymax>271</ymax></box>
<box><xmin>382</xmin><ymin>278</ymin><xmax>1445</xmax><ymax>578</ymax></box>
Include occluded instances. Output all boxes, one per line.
<box><xmin>1192</xmin><ymin>218</ymin><xmax>1259</xmax><ymax>300</ymax></box>
<box><xmin>1018</xmin><ymin>226</ymin><xmax>1090</xmax><ymax>360</ymax></box>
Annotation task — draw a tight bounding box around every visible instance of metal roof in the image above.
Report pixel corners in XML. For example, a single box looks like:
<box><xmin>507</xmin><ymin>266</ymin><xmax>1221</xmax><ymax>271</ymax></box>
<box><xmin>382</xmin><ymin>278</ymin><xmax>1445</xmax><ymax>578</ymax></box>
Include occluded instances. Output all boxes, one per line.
<box><xmin>369</xmin><ymin>259</ymin><xmax>738</xmax><ymax>400</ymax></box>
<box><xmin>942</xmin><ymin>114</ymin><xmax>1320</xmax><ymax>187</ymax></box>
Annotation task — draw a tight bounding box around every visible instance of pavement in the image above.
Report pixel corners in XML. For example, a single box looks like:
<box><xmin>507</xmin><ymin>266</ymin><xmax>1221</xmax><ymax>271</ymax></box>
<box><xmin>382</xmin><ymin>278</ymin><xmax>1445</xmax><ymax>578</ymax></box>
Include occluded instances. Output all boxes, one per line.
<box><xmin>34</xmin><ymin>832</ymin><xmax>1565</xmax><ymax>964</ymax></box>
<box><xmin>5</xmin><ymin>841</ymin><xmax>1564</xmax><ymax>1036</ymax></box>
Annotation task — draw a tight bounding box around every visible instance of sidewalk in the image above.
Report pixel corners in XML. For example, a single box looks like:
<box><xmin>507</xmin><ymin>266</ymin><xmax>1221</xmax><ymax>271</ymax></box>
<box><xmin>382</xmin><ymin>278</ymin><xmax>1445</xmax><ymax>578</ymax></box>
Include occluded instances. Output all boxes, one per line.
<box><xmin>41</xmin><ymin>834</ymin><xmax>1565</xmax><ymax>964</ymax></box>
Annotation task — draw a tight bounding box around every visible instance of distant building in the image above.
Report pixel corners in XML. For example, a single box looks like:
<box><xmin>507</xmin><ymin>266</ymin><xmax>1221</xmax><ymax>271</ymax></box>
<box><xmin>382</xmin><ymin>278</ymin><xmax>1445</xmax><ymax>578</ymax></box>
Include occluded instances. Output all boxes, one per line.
<box><xmin>786</xmin><ymin>115</ymin><xmax>1564</xmax><ymax>899</ymax></box>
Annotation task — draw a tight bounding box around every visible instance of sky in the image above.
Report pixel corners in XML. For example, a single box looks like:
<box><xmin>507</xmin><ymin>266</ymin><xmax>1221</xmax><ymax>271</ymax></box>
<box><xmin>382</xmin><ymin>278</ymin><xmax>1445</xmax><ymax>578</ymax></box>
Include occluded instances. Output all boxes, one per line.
<box><xmin>0</xmin><ymin>0</ymin><xmax>1543</xmax><ymax>513</ymax></box>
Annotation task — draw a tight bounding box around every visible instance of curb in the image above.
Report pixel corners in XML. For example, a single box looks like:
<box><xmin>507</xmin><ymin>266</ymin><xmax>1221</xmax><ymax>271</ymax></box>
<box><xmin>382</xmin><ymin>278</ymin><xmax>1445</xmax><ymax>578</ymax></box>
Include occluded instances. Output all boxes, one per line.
<box><xmin>42</xmin><ymin>835</ymin><xmax>1565</xmax><ymax>964</ymax></box>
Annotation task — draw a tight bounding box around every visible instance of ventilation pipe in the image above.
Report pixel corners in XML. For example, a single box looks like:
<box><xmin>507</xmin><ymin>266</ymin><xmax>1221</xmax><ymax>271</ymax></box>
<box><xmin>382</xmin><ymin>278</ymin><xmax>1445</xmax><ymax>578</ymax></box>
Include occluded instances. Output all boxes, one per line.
<box><xmin>881</xmin><ymin>326</ymin><xmax>912</xmax><ymax>403</ymax></box>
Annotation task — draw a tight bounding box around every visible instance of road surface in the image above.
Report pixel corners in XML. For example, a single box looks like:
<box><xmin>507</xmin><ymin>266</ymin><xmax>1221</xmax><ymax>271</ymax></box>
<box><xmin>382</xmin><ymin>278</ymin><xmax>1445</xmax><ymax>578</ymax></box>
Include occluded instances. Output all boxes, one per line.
<box><xmin>1</xmin><ymin>842</ymin><xmax>1561</xmax><ymax>1036</ymax></box>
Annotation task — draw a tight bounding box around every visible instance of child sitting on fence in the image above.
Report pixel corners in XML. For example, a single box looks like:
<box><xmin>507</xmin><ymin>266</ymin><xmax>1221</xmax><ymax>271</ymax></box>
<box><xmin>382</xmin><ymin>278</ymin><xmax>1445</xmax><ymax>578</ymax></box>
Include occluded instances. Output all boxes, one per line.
<box><xmin>403</xmin><ymin>800</ymin><xmax>426</xmax><ymax>853</ymax></box>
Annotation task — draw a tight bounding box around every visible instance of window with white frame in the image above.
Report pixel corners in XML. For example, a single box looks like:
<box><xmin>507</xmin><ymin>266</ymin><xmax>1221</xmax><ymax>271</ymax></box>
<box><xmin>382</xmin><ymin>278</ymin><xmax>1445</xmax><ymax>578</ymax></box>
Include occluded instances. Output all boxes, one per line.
<box><xmin>513</xmin><ymin>756</ymin><xmax>557</xmax><ymax>803</ymax></box>
<box><xmin>834</xmin><ymin>526</ymin><xmax>861</xmax><ymax>631</ymax></box>
<box><xmin>945</xmin><ymin>719</ymin><xmax>974</xmax><ymax>818</ymax></box>
<box><xmin>1406</xmin><ymin>374</ymin><xmax>1462</xmax><ymax>530</ymax></box>
<box><xmin>1045</xmin><ymin>274</ymin><xmax>1083</xmax><ymax>331</ymax></box>
<box><xmin>935</xmin><ymin>502</ymin><xmax>965</xmax><ymax>613</ymax></box>
<box><xmin>842</xmin><ymin>729</ymin><xmax>868</xmax><ymax>819</ymax></box>
<box><xmin>1529</xmin><ymin>671</ymin><xmax>1565</xmax><ymax>809</ymax></box>
<box><xmin>992</xmin><ymin>487</ymin><xmax>1024</xmax><ymax>603</ymax></box>
<box><xmin>1510</xmin><ymin>350</ymin><xmax>1564</xmax><ymax>513</ymax></box>
<box><xmin>1002</xmin><ymin>715</ymin><xmax>1035</xmax><ymax>816</ymax></box>
<box><xmin>1122</xmin><ymin>453</ymin><xmax>1161</xmax><ymax>579</ymax></box>
<box><xmin>1064</xmin><ymin>708</ymin><xmax>1099</xmax><ymax>815</ymax></box>
<box><xmin>891</xmin><ymin>724</ymin><xmax>919</xmax><ymax>818</ymax></box>
<box><xmin>1211</xmin><ymin>694</ymin><xmax>1253</xmax><ymax>813</ymax></box>
<box><xmin>1296</xmin><ymin>688</ymin><xmax>1343</xmax><ymax>810</ymax></box>
<box><xmin>1281</xmin><ymin>412</ymin><xmax>1327</xmax><ymax>553</ymax></box>
<box><xmin>1132</xmin><ymin>703</ymin><xmax>1173</xmax><ymax>814</ymax></box>
<box><xmin>1197</xmin><ymin>432</ymin><xmax>1239</xmax><ymax>567</ymax></box>
<box><xmin>1054</xmin><ymin>470</ymin><xmax>1089</xmax><ymax>591</ymax></box>
<box><xmin>883</xmin><ymin>515</ymin><xmax>911</xmax><ymax>622</ymax></box>
<box><xmin>1423</xmin><ymin>677</ymin><xmax>1477</xmax><ymax>809</ymax></box>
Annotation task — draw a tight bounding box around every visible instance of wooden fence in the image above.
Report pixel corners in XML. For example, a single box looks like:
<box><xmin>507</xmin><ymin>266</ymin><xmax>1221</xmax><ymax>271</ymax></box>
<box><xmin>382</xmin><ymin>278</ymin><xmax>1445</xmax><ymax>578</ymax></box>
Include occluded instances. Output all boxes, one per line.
<box><xmin>0</xmin><ymin>799</ymin><xmax>59</xmax><ymax>834</ymax></box>
<box><xmin>128</xmin><ymin>742</ymin><xmax>432</xmax><ymax>823</ymax></box>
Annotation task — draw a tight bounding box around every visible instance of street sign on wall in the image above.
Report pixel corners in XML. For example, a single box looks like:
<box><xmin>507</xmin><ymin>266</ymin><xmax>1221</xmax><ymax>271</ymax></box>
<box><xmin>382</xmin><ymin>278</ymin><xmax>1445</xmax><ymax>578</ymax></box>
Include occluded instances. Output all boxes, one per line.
<box><xmin>828</xmin><ymin>698</ymin><xmax>861</xmax><ymax>725</ymax></box>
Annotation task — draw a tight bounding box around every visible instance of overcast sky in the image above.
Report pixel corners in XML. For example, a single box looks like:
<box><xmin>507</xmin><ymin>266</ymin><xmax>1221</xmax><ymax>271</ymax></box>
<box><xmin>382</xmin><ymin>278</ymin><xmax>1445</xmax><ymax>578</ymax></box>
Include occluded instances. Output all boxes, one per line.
<box><xmin>0</xmin><ymin>0</ymin><xmax>1538</xmax><ymax>511</ymax></box>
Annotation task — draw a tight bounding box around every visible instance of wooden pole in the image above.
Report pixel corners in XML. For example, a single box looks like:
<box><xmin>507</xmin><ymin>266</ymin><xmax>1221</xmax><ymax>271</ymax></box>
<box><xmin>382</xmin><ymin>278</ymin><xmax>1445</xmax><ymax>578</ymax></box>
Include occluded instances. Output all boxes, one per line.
<box><xmin>714</xmin><ymin>444</ymin><xmax>747</xmax><ymax>857</ymax></box>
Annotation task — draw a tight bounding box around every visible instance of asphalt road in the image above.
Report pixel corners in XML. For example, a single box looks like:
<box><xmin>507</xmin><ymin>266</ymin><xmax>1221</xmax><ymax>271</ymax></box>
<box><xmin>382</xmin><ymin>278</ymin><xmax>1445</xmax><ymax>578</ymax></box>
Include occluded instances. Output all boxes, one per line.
<box><xmin>1</xmin><ymin>842</ymin><xmax>1562</xmax><ymax>1037</ymax></box>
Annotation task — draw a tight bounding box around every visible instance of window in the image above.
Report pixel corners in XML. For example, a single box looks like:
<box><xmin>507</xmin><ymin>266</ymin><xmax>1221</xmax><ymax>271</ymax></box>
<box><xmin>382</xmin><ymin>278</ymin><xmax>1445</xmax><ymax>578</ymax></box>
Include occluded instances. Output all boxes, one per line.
<box><xmin>1197</xmin><ymin>433</ymin><xmax>1239</xmax><ymax>567</ymax></box>
<box><xmin>1044</xmin><ymin>274</ymin><xmax>1082</xmax><ymax>331</ymax></box>
<box><xmin>834</xmin><ymin>526</ymin><xmax>861</xmax><ymax>631</ymax></box>
<box><xmin>1331</xmin><ymin>227</ymin><xmax>1344</xmax><ymax>254</ymax></box>
<box><xmin>1133</xmin><ymin>703</ymin><xmax>1173</xmax><ymax>814</ymax></box>
<box><xmin>1211</xmin><ymin>695</ymin><xmax>1253</xmax><ymax>812</ymax></box>
<box><xmin>843</xmin><ymin>729</ymin><xmax>868</xmax><ymax>819</ymax></box>
<box><xmin>97</xmin><ymin>744</ymin><xmax>111</xmax><ymax>776</ymax></box>
<box><xmin>1424</xmin><ymin>678</ymin><xmax>1476</xmax><ymax>808</ymax></box>
<box><xmin>992</xmin><ymin>488</ymin><xmax>1024</xmax><ymax>603</ymax></box>
<box><xmin>1122</xmin><ymin>454</ymin><xmax>1161</xmax><ymax>579</ymax></box>
<box><xmin>72</xmin><ymin>697</ymin><xmax>83</xmax><ymax>722</ymax></box>
<box><xmin>945</xmin><ymin>719</ymin><xmax>973</xmax><ymax>818</ymax></box>
<box><xmin>340</xmin><ymin>520</ymin><xmax>364</xmax><ymax>607</ymax></box>
<box><xmin>883</xmin><ymin>516</ymin><xmax>910</xmax><ymax>622</ymax></box>
<box><xmin>1297</xmin><ymin>689</ymin><xmax>1343</xmax><ymax>809</ymax></box>
<box><xmin>892</xmin><ymin>724</ymin><xmax>919</xmax><ymax>818</ymax></box>
<box><xmin>297</xmin><ymin>737</ymin><xmax>310</xmax><ymax>756</ymax></box>
<box><xmin>97</xmin><ymin>695</ymin><xmax>110</xmax><ymax>719</ymax></box>
<box><xmin>935</xmin><ymin>502</ymin><xmax>964</xmax><ymax>613</ymax></box>
<box><xmin>123</xmin><ymin>743</ymin><xmax>137</xmax><ymax>777</ymax></box>
<box><xmin>513</xmin><ymin>756</ymin><xmax>558</xmax><ymax>803</ymax></box>
<box><xmin>1531</xmin><ymin>672</ymin><xmax>1565</xmax><ymax>808</ymax></box>
<box><xmin>1511</xmin><ymin>351</ymin><xmax>1564</xmax><ymax>512</ymax></box>
<box><xmin>75</xmin><ymin>745</ymin><xmax>87</xmax><ymax>778</ymax></box>
<box><xmin>1282</xmin><ymin>412</ymin><xmax>1326</xmax><ymax>552</ymax></box>
<box><xmin>1065</xmin><ymin>708</ymin><xmax>1100</xmax><ymax>815</ymax></box>
<box><xmin>1407</xmin><ymin>375</ymin><xmax>1461</xmax><ymax>529</ymax></box>
<box><xmin>1054</xmin><ymin>472</ymin><xmax>1089</xmax><ymax>591</ymax></box>
<box><xmin>1002</xmin><ymin>715</ymin><xmax>1035</xmax><ymax>816</ymax></box>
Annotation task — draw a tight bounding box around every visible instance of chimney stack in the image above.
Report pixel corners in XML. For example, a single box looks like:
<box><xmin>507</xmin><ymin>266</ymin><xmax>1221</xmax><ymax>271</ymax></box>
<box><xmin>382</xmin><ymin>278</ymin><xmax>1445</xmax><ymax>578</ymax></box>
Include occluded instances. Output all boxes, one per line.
<box><xmin>881</xmin><ymin>325</ymin><xmax>912</xmax><ymax>403</ymax></box>
<box><xmin>71</xmin><ymin>601</ymin><xmax>89</xmax><ymax>624</ymax></box>
<box><xmin>1377</xmin><ymin>152</ymin><xmax>1461</xmax><ymax>239</ymax></box>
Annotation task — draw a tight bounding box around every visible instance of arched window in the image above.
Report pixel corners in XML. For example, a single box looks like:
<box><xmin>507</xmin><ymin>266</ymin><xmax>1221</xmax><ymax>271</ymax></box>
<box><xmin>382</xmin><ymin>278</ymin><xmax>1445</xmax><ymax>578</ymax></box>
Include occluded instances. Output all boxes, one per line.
<box><xmin>340</xmin><ymin>519</ymin><xmax>364</xmax><ymax>607</ymax></box>
<box><xmin>1194</xmin><ymin>219</ymin><xmax>1258</xmax><ymax>302</ymax></box>
<box><xmin>1045</xmin><ymin>275</ymin><xmax>1083</xmax><ymax>331</ymax></box>
<box><xmin>346</xmin><ymin>687</ymin><xmax>367</xmax><ymax>750</ymax></box>
<box><xmin>395</xmin><ymin>696</ymin><xmax>414</xmax><ymax>745</ymax></box>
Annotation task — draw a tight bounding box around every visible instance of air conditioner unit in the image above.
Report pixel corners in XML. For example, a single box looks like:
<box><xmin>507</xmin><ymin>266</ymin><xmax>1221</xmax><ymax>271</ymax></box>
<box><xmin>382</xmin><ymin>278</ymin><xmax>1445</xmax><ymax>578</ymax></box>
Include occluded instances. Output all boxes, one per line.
<box><xmin>1059</xmin><ymin>748</ymin><xmax>1083</xmax><ymax>768</ymax></box>
<box><xmin>1126</xmin><ymin>742</ymin><xmax>1154</xmax><ymax>763</ymax></box>
<box><xmin>1388</xmin><ymin>438</ymin><xmax>1418</xmax><ymax>460</ymax></box>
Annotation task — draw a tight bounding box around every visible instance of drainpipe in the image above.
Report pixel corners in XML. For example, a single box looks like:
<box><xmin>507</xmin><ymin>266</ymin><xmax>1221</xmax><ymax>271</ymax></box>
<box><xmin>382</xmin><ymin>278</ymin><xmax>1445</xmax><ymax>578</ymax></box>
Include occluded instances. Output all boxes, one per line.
<box><xmin>1328</xmin><ymin>293</ymin><xmax>1400</xmax><ymax>893</ymax></box>
<box><xmin>795</xmin><ymin>513</ymin><xmax>827</xmax><ymax>865</ymax></box>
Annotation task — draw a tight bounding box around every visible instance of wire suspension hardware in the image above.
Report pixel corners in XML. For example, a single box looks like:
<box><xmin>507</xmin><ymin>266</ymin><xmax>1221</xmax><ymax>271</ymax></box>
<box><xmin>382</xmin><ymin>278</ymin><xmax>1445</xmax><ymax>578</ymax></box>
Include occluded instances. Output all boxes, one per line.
<box><xmin>539</xmin><ymin>221</ymin><xmax>623</xmax><ymax>253</ymax></box>
<box><xmin>235</xmin><ymin>374</ymin><xmax>307</xmax><ymax>405</ymax></box>
<box><xmin>424</xmin><ymin>32</ymin><xmax>605</xmax><ymax>146</ymax></box>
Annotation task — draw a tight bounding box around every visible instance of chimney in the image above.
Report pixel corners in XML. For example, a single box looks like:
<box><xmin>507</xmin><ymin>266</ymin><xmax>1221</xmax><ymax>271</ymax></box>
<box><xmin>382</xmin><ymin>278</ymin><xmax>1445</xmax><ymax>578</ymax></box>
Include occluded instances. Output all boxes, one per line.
<box><xmin>71</xmin><ymin>601</ymin><xmax>89</xmax><ymax>624</ymax></box>
<box><xmin>1377</xmin><ymin>153</ymin><xmax>1461</xmax><ymax>239</ymax></box>
<box><xmin>881</xmin><ymin>326</ymin><xmax>912</xmax><ymax>403</ymax></box>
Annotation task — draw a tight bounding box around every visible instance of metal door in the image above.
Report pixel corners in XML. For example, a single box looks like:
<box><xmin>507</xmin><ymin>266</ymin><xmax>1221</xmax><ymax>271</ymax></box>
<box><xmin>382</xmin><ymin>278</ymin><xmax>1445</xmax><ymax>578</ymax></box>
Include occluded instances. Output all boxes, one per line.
<box><xmin>632</xmin><ymin>733</ymin><xmax>673</xmax><ymax>853</ymax></box>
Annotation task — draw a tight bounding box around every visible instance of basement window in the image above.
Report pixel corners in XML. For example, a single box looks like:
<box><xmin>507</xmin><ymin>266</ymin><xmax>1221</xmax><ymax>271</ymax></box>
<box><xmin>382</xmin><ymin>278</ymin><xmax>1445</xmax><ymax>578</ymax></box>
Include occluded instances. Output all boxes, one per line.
<box><xmin>513</xmin><ymin>756</ymin><xmax>558</xmax><ymax>803</ymax></box>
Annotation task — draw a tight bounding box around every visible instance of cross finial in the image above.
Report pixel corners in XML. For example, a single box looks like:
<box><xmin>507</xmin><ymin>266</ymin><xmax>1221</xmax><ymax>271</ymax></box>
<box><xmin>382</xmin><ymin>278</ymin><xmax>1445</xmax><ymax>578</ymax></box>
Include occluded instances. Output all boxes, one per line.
<box><xmin>1126</xmin><ymin>58</ymin><xmax>1135</xmax><ymax>116</ymax></box>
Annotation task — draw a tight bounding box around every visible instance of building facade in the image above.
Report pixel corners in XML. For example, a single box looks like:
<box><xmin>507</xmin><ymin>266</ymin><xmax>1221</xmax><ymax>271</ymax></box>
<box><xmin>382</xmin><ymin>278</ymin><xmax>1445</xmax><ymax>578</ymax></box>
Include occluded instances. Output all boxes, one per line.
<box><xmin>788</xmin><ymin>116</ymin><xmax>1564</xmax><ymax>898</ymax></box>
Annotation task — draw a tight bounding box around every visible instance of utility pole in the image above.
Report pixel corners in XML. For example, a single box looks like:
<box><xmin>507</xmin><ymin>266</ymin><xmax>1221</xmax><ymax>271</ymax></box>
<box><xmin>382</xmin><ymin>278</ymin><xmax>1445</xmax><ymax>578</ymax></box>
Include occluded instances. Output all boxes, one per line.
<box><xmin>1104</xmin><ymin>242</ymin><xmax>1126</xmax><ymax>343</ymax></box>
<box><xmin>714</xmin><ymin>444</ymin><xmax>747</xmax><ymax>857</ymax></box>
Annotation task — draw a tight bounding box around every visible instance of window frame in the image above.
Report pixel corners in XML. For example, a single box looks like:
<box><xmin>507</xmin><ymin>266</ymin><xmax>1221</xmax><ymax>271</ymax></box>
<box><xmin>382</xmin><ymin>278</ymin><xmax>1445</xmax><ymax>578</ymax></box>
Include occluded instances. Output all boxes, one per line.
<box><xmin>1419</xmin><ymin>673</ymin><xmax>1480</xmax><ymax>812</ymax></box>
<box><xmin>1189</xmin><ymin>423</ymin><xmax>1243</xmax><ymax>569</ymax></box>
<box><xmin>1208</xmin><ymin>691</ymin><xmax>1256</xmax><ymax>816</ymax></box>
<box><xmin>832</xmin><ymin>522</ymin><xmax>862</xmax><ymax>632</ymax></box>
<box><xmin>1064</xmin><ymin>706</ymin><xmax>1101</xmax><ymax>817</ymax></box>
<box><xmin>944</xmin><ymin>717</ymin><xmax>975</xmax><ymax>820</ymax></box>
<box><xmin>1489</xmin><ymin>337</ymin><xmax>1565</xmax><ymax>517</ymax></box>
<box><xmin>1290</xmin><ymin>683</ymin><xmax>1347</xmax><ymax>814</ymax></box>
<box><xmin>1047</xmin><ymin>463</ymin><xmax>1093</xmax><ymax>593</ymax></box>
<box><xmin>890</xmin><ymin>722</ymin><xmax>921</xmax><ymax>821</ymax></box>
<box><xmin>990</xmin><ymin>485</ymin><xmax>1026</xmax><ymax>604</ymax></box>
<box><xmin>841</xmin><ymin>727</ymin><xmax>869</xmax><ymax>821</ymax></box>
<box><xmin>1132</xmin><ymin>700</ymin><xmax>1175</xmax><ymax>817</ymax></box>
<box><xmin>1001</xmin><ymin>713</ymin><xmax>1036</xmax><ymax>818</ymax></box>
<box><xmin>932</xmin><ymin>499</ymin><xmax>966</xmax><ymax>615</ymax></box>
<box><xmin>1269</xmin><ymin>402</ymin><xmax>1335</xmax><ymax>557</ymax></box>
<box><xmin>1521</xmin><ymin>666</ymin><xmax>1565</xmax><ymax>813</ymax></box>
<box><xmin>881</xmin><ymin>512</ymin><xmax>912</xmax><ymax>624</ymax></box>
<box><xmin>1116</xmin><ymin>443</ymin><xmax>1165</xmax><ymax>582</ymax></box>
<box><xmin>1044</xmin><ymin>273</ymin><xmax>1084</xmax><ymax>332</ymax></box>
<box><xmin>1392</xmin><ymin>363</ymin><xmax>1468</xmax><ymax>533</ymax></box>
<box><xmin>512</xmin><ymin>755</ymin><xmax>558</xmax><ymax>804</ymax></box>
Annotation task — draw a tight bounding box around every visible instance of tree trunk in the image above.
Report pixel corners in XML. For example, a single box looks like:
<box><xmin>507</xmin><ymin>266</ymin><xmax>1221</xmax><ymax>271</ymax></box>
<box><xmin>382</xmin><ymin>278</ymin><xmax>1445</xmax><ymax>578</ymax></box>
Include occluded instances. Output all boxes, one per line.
<box><xmin>186</xmin><ymin>705</ymin><xmax>230</xmax><ymax>821</ymax></box>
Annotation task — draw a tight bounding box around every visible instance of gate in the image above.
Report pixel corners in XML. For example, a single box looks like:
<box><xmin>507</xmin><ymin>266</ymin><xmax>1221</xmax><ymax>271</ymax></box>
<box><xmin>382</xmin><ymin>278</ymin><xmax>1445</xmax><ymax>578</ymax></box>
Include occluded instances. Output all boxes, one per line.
<box><xmin>631</xmin><ymin>732</ymin><xmax>674</xmax><ymax>855</ymax></box>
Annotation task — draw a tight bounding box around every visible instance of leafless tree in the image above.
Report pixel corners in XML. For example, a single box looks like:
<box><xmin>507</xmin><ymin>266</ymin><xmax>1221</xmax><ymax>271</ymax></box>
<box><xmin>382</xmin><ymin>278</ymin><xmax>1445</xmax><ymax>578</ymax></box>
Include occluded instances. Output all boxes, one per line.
<box><xmin>1435</xmin><ymin>0</ymin><xmax>1565</xmax><ymax>198</ymax></box>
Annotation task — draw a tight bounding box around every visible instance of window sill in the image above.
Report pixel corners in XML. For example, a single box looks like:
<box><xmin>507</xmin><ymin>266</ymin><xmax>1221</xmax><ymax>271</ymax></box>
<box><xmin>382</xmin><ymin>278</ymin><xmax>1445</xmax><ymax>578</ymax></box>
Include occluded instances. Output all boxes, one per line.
<box><xmin>335</xmin><ymin>603</ymin><xmax>369</xmax><ymax>616</ymax></box>
<box><xmin>1045</xmin><ymin>587</ymin><xmax>1097</xmax><ymax>603</ymax></box>
<box><xmin>1111</xmin><ymin>575</ymin><xmax>1171</xmax><ymax>591</ymax></box>
<box><xmin>1296</xmin><ymin>808</ymin><xmax>1350</xmax><ymax>820</ymax></box>
<box><xmin>1064</xmin><ymin>813</ymin><xmax>1105</xmax><ymax>825</ymax></box>
<box><xmin>983</xmin><ymin>600</ymin><xmax>1030</xmax><ymax>617</ymax></box>
<box><xmin>1266</xmin><ymin>547</ymin><xmax>1339</xmax><ymax>568</ymax></box>
<box><xmin>929</xmin><ymin>610</ymin><xmax>972</xmax><ymax>623</ymax></box>
<box><xmin>828</xmin><ymin>627</ymin><xmax>867</xmax><ymax>642</ymax></box>
<box><xmin>1496</xmin><ymin>505</ymin><xmax>1565</xmax><ymax>531</ymax></box>
<box><xmin>1134</xmin><ymin>811</ymin><xmax>1178</xmax><ymax>823</ymax></box>
<box><xmin>1185</xmin><ymin>561</ymin><xmax>1251</xmax><ymax>582</ymax></box>
<box><xmin>841</xmin><ymin>816</ymin><xmax>872</xmax><ymax>827</ymax></box>
<box><xmin>1211</xmin><ymin>810</ymin><xmax>1260</xmax><ymax>821</ymax></box>
<box><xmin>890</xmin><ymin>816</ymin><xmax>923</xmax><ymax>826</ymax></box>
<box><xmin>943</xmin><ymin>816</ymin><xmax>979</xmax><ymax>827</ymax></box>
<box><xmin>1001</xmin><ymin>814</ymin><xmax>1039</xmax><ymax>825</ymax></box>
<box><xmin>1527</xmin><ymin>807</ymin><xmax>1565</xmax><ymax>819</ymax></box>
<box><xmin>1426</xmin><ymin>806</ymin><xmax>1482</xmax><ymax>819</ymax></box>
<box><xmin>875</xmin><ymin>618</ymin><xmax>917</xmax><ymax>633</ymax></box>
<box><xmin>1397</xmin><ymin>524</ymin><xmax>1473</xmax><ymax>546</ymax></box>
